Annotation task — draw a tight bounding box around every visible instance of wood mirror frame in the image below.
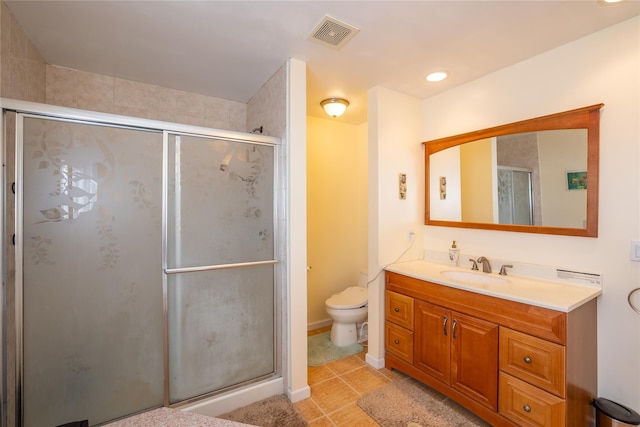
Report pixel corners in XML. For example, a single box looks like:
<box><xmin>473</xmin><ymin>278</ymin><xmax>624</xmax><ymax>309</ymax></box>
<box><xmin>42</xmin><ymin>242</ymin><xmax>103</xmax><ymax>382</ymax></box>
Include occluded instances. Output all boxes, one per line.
<box><xmin>423</xmin><ymin>104</ymin><xmax>603</xmax><ymax>237</ymax></box>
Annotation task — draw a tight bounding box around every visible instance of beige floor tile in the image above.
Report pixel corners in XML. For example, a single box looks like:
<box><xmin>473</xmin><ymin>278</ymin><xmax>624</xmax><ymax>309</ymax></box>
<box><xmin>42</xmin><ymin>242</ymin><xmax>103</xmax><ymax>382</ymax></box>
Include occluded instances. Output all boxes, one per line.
<box><xmin>311</xmin><ymin>377</ymin><xmax>359</xmax><ymax>413</ymax></box>
<box><xmin>308</xmin><ymin>416</ymin><xmax>335</xmax><ymax>427</ymax></box>
<box><xmin>325</xmin><ymin>355</ymin><xmax>365</xmax><ymax>375</ymax></box>
<box><xmin>354</xmin><ymin>345</ymin><xmax>368</xmax><ymax>361</ymax></box>
<box><xmin>308</xmin><ymin>364</ymin><xmax>337</xmax><ymax>385</ymax></box>
<box><xmin>341</xmin><ymin>365</ymin><xmax>391</xmax><ymax>395</ymax></box>
<box><xmin>378</xmin><ymin>366</ymin><xmax>408</xmax><ymax>381</ymax></box>
<box><xmin>294</xmin><ymin>397</ymin><xmax>324</xmax><ymax>422</ymax></box>
<box><xmin>328</xmin><ymin>403</ymin><xmax>380</xmax><ymax>427</ymax></box>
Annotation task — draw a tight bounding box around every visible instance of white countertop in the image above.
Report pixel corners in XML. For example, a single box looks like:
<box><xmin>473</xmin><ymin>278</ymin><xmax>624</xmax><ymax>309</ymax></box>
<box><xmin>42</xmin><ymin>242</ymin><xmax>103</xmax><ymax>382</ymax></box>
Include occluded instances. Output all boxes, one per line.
<box><xmin>385</xmin><ymin>259</ymin><xmax>601</xmax><ymax>312</ymax></box>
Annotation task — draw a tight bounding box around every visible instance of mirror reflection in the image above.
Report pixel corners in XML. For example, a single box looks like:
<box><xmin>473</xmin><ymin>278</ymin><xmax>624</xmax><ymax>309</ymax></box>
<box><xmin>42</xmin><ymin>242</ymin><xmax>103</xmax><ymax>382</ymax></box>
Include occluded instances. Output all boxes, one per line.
<box><xmin>429</xmin><ymin>129</ymin><xmax>588</xmax><ymax>228</ymax></box>
<box><xmin>424</xmin><ymin>104</ymin><xmax>603</xmax><ymax>237</ymax></box>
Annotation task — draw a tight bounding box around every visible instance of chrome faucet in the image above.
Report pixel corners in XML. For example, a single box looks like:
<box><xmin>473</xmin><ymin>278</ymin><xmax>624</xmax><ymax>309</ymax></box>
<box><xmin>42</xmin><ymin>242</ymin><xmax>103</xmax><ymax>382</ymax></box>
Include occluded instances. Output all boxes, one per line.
<box><xmin>477</xmin><ymin>256</ymin><xmax>491</xmax><ymax>273</ymax></box>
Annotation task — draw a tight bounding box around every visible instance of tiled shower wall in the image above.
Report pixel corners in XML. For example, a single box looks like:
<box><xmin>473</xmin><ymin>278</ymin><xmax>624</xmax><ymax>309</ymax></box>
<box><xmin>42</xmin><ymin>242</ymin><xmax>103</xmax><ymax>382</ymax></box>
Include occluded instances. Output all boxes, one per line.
<box><xmin>0</xmin><ymin>2</ymin><xmax>46</xmax><ymax>103</ymax></box>
<box><xmin>1</xmin><ymin>2</ymin><xmax>289</xmax><ymax>423</ymax></box>
<box><xmin>0</xmin><ymin>1</ymin><xmax>267</xmax><ymax>134</ymax></box>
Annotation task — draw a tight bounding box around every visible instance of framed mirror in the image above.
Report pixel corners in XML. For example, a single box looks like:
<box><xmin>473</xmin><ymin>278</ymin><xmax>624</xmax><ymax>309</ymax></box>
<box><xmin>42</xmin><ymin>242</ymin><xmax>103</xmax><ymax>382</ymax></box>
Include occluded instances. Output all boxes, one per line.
<box><xmin>424</xmin><ymin>104</ymin><xmax>603</xmax><ymax>237</ymax></box>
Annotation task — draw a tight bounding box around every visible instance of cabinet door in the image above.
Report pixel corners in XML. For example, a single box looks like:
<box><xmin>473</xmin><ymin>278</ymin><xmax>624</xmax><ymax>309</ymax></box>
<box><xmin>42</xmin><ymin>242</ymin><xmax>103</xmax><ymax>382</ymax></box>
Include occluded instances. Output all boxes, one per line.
<box><xmin>450</xmin><ymin>311</ymin><xmax>499</xmax><ymax>411</ymax></box>
<box><xmin>414</xmin><ymin>301</ymin><xmax>451</xmax><ymax>384</ymax></box>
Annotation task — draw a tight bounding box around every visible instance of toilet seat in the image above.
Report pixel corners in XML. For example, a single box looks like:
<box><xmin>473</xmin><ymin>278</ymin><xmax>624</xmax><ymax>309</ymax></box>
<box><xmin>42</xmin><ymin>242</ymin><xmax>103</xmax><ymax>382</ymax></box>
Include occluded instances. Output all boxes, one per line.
<box><xmin>326</xmin><ymin>286</ymin><xmax>368</xmax><ymax>309</ymax></box>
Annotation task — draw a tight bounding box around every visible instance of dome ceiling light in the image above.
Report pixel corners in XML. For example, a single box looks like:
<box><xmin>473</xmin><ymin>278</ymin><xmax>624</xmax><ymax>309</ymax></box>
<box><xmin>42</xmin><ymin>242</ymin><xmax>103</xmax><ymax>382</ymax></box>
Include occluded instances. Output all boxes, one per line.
<box><xmin>321</xmin><ymin>98</ymin><xmax>349</xmax><ymax>118</ymax></box>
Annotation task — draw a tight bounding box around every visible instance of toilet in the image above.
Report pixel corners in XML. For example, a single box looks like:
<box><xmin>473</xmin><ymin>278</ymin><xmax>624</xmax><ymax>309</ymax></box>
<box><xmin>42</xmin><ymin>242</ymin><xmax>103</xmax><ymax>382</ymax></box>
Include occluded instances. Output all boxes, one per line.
<box><xmin>325</xmin><ymin>286</ymin><xmax>368</xmax><ymax>347</ymax></box>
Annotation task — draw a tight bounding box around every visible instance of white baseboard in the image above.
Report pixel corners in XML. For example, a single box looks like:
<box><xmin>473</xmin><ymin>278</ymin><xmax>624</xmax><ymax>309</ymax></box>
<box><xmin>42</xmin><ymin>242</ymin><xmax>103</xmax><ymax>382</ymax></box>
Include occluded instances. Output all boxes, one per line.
<box><xmin>365</xmin><ymin>352</ymin><xmax>385</xmax><ymax>369</ymax></box>
<box><xmin>181</xmin><ymin>377</ymin><xmax>284</xmax><ymax>417</ymax></box>
<box><xmin>287</xmin><ymin>384</ymin><xmax>311</xmax><ymax>403</ymax></box>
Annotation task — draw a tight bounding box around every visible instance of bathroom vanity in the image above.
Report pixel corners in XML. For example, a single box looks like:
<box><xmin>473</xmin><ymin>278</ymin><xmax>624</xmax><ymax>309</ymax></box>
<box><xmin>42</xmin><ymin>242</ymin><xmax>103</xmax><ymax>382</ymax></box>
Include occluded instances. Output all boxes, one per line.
<box><xmin>384</xmin><ymin>260</ymin><xmax>601</xmax><ymax>427</ymax></box>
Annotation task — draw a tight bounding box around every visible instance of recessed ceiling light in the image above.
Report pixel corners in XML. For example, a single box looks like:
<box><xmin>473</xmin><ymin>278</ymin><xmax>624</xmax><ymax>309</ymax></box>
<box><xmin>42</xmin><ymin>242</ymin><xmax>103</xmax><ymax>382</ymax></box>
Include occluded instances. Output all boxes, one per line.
<box><xmin>426</xmin><ymin>71</ymin><xmax>448</xmax><ymax>82</ymax></box>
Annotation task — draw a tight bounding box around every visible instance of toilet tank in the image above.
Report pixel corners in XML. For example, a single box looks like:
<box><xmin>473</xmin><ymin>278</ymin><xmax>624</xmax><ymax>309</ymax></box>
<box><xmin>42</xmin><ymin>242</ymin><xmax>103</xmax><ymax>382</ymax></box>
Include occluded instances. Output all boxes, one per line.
<box><xmin>358</xmin><ymin>270</ymin><xmax>368</xmax><ymax>287</ymax></box>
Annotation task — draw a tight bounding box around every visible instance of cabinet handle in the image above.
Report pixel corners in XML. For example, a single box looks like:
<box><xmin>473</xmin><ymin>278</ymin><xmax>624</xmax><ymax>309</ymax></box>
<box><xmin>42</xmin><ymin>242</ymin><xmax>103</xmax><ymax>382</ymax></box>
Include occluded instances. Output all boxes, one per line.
<box><xmin>394</xmin><ymin>339</ymin><xmax>399</xmax><ymax>344</ymax></box>
<box><xmin>452</xmin><ymin>319</ymin><xmax>457</xmax><ymax>339</ymax></box>
<box><xmin>524</xmin><ymin>356</ymin><xmax>532</xmax><ymax>364</ymax></box>
<box><xmin>394</xmin><ymin>307</ymin><xmax>400</xmax><ymax>312</ymax></box>
<box><xmin>443</xmin><ymin>315</ymin><xmax>448</xmax><ymax>336</ymax></box>
<box><xmin>523</xmin><ymin>405</ymin><xmax>531</xmax><ymax>413</ymax></box>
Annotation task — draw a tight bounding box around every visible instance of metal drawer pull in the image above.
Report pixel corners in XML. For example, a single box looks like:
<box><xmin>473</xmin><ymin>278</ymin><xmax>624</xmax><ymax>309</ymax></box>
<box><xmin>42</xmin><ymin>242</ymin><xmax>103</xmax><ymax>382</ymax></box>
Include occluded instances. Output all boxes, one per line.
<box><xmin>394</xmin><ymin>339</ymin><xmax>400</xmax><ymax>344</ymax></box>
<box><xmin>523</xmin><ymin>405</ymin><xmax>531</xmax><ymax>413</ymax></box>
<box><xmin>394</xmin><ymin>307</ymin><xmax>400</xmax><ymax>312</ymax></box>
<box><xmin>524</xmin><ymin>356</ymin><xmax>532</xmax><ymax>364</ymax></box>
<box><xmin>452</xmin><ymin>319</ymin><xmax>457</xmax><ymax>339</ymax></box>
<box><xmin>443</xmin><ymin>316</ymin><xmax>448</xmax><ymax>336</ymax></box>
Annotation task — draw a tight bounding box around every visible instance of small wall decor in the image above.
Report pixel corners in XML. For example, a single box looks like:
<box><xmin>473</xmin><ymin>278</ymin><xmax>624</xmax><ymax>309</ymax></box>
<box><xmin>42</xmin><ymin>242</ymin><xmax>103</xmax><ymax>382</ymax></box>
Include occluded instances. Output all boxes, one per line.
<box><xmin>399</xmin><ymin>173</ymin><xmax>407</xmax><ymax>200</ymax></box>
<box><xmin>439</xmin><ymin>176</ymin><xmax>447</xmax><ymax>199</ymax></box>
<box><xmin>567</xmin><ymin>171</ymin><xmax>587</xmax><ymax>190</ymax></box>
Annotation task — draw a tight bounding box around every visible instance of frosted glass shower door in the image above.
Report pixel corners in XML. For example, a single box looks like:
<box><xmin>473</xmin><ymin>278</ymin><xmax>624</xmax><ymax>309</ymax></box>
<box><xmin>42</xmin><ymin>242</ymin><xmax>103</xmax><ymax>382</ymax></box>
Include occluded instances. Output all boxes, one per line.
<box><xmin>166</xmin><ymin>133</ymin><xmax>276</xmax><ymax>403</ymax></box>
<box><xmin>498</xmin><ymin>168</ymin><xmax>533</xmax><ymax>225</ymax></box>
<box><xmin>20</xmin><ymin>117</ymin><xmax>164</xmax><ymax>425</ymax></box>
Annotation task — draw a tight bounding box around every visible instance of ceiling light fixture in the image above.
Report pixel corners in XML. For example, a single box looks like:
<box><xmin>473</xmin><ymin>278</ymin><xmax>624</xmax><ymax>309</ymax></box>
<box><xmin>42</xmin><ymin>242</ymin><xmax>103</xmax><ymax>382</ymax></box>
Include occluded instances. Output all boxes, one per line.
<box><xmin>426</xmin><ymin>71</ymin><xmax>448</xmax><ymax>82</ymax></box>
<box><xmin>321</xmin><ymin>98</ymin><xmax>349</xmax><ymax>118</ymax></box>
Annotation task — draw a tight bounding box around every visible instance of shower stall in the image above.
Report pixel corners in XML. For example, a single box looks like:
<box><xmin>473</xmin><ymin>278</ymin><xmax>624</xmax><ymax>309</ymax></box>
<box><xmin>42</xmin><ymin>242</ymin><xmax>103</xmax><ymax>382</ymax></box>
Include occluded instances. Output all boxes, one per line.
<box><xmin>1</xmin><ymin>100</ymin><xmax>282</xmax><ymax>426</ymax></box>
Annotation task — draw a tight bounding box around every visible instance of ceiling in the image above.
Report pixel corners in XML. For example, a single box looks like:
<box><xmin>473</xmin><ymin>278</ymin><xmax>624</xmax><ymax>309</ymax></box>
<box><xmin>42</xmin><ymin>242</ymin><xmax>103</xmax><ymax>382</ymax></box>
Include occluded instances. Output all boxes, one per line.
<box><xmin>6</xmin><ymin>1</ymin><xmax>640</xmax><ymax>125</ymax></box>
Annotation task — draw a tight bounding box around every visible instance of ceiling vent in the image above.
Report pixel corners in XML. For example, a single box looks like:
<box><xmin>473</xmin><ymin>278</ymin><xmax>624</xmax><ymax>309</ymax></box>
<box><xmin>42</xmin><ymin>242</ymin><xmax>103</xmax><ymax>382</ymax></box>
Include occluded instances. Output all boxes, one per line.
<box><xmin>309</xmin><ymin>15</ymin><xmax>359</xmax><ymax>50</ymax></box>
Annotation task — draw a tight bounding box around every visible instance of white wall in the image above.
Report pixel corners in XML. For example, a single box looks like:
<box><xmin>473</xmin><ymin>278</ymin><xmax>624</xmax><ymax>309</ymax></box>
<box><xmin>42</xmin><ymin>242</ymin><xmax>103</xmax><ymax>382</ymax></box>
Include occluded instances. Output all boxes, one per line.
<box><xmin>421</xmin><ymin>17</ymin><xmax>640</xmax><ymax>409</ymax></box>
<box><xmin>367</xmin><ymin>86</ymin><xmax>424</xmax><ymax>366</ymax></box>
<box><xmin>286</xmin><ymin>58</ymin><xmax>310</xmax><ymax>402</ymax></box>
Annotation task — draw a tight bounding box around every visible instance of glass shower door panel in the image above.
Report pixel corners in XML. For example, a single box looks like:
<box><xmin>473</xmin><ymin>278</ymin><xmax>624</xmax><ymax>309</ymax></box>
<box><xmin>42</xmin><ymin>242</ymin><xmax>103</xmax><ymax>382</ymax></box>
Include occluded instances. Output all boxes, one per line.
<box><xmin>166</xmin><ymin>134</ymin><xmax>275</xmax><ymax>269</ymax></box>
<box><xmin>512</xmin><ymin>170</ymin><xmax>533</xmax><ymax>225</ymax></box>
<box><xmin>168</xmin><ymin>266</ymin><xmax>275</xmax><ymax>402</ymax></box>
<box><xmin>22</xmin><ymin>118</ymin><xmax>164</xmax><ymax>425</ymax></box>
<box><xmin>166</xmin><ymin>134</ymin><xmax>276</xmax><ymax>402</ymax></box>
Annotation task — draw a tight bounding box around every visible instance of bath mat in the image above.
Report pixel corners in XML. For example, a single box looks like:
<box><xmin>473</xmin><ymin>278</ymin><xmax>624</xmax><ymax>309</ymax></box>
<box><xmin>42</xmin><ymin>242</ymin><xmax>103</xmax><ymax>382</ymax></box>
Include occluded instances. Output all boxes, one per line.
<box><xmin>104</xmin><ymin>407</ymin><xmax>252</xmax><ymax>426</ymax></box>
<box><xmin>307</xmin><ymin>331</ymin><xmax>363</xmax><ymax>366</ymax></box>
<box><xmin>218</xmin><ymin>394</ymin><xmax>307</xmax><ymax>427</ymax></box>
<box><xmin>357</xmin><ymin>377</ymin><xmax>491</xmax><ymax>427</ymax></box>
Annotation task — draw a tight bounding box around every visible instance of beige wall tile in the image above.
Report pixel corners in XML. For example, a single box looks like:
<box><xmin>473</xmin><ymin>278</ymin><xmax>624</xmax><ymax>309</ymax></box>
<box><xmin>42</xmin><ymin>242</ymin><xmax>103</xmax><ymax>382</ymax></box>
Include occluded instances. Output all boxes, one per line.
<box><xmin>246</xmin><ymin>65</ymin><xmax>286</xmax><ymax>137</ymax></box>
<box><xmin>46</xmin><ymin>65</ymin><xmax>78</xmax><ymax>107</ymax></box>
<box><xmin>114</xmin><ymin>77</ymin><xmax>177</xmax><ymax>116</ymax></box>
<box><xmin>76</xmin><ymin>71</ymin><xmax>115</xmax><ymax>113</ymax></box>
<box><xmin>1</xmin><ymin>0</ymin><xmax>279</xmax><ymax>134</ymax></box>
<box><xmin>1</xmin><ymin>1</ymin><xmax>45</xmax><ymax>102</ymax></box>
<box><xmin>176</xmin><ymin>90</ymin><xmax>206</xmax><ymax>119</ymax></box>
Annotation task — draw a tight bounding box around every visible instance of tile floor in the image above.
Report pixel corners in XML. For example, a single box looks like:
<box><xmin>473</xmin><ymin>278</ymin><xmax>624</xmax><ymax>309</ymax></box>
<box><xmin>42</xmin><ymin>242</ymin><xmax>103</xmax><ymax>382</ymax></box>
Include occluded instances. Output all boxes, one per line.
<box><xmin>295</xmin><ymin>327</ymin><xmax>488</xmax><ymax>427</ymax></box>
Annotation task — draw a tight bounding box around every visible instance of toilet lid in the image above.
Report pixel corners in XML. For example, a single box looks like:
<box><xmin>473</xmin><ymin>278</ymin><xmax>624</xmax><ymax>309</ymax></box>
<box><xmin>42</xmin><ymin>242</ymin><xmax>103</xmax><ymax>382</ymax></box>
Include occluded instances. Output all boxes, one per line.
<box><xmin>326</xmin><ymin>286</ymin><xmax>368</xmax><ymax>309</ymax></box>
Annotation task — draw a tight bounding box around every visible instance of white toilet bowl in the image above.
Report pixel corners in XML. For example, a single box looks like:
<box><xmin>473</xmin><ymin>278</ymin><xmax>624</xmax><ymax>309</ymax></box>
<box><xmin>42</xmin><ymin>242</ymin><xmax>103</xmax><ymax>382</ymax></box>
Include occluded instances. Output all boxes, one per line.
<box><xmin>325</xmin><ymin>286</ymin><xmax>368</xmax><ymax>347</ymax></box>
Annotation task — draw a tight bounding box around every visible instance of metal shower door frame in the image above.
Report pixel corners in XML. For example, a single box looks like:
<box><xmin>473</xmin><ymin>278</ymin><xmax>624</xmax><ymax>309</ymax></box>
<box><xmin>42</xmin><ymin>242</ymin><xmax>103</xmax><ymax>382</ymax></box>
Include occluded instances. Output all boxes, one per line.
<box><xmin>0</xmin><ymin>98</ymin><xmax>282</xmax><ymax>425</ymax></box>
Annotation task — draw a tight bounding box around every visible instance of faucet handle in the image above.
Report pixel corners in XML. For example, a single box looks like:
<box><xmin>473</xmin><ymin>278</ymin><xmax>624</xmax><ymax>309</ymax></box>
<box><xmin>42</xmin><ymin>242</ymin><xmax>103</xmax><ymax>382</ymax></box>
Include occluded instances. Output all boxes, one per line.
<box><xmin>469</xmin><ymin>259</ymin><xmax>479</xmax><ymax>271</ymax></box>
<box><xmin>499</xmin><ymin>264</ymin><xmax>513</xmax><ymax>276</ymax></box>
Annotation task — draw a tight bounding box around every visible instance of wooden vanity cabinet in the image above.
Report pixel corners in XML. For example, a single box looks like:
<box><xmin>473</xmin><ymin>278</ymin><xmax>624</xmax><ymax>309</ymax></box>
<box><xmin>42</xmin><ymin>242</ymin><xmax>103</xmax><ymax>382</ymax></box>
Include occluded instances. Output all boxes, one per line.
<box><xmin>384</xmin><ymin>271</ymin><xmax>597</xmax><ymax>427</ymax></box>
<box><xmin>414</xmin><ymin>300</ymin><xmax>499</xmax><ymax>410</ymax></box>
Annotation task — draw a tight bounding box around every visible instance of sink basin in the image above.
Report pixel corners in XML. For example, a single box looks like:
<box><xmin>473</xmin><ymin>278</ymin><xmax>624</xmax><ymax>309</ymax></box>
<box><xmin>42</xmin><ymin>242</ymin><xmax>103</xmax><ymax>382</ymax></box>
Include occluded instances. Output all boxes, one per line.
<box><xmin>441</xmin><ymin>270</ymin><xmax>509</xmax><ymax>285</ymax></box>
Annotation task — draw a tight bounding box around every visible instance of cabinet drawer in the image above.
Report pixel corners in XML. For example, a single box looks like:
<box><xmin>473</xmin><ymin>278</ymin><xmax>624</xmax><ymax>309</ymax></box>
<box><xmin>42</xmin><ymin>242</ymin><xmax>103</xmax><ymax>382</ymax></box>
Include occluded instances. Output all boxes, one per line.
<box><xmin>499</xmin><ymin>372</ymin><xmax>565</xmax><ymax>427</ymax></box>
<box><xmin>500</xmin><ymin>327</ymin><xmax>566</xmax><ymax>397</ymax></box>
<box><xmin>385</xmin><ymin>321</ymin><xmax>413</xmax><ymax>363</ymax></box>
<box><xmin>385</xmin><ymin>290</ymin><xmax>414</xmax><ymax>330</ymax></box>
